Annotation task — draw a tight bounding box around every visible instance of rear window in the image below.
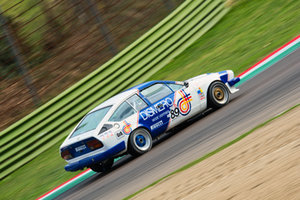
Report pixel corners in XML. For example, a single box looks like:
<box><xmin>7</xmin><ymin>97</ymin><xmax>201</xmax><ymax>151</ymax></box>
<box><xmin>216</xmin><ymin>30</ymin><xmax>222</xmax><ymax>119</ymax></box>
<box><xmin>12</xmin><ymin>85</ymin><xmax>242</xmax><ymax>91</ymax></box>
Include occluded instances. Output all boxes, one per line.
<box><xmin>71</xmin><ymin>106</ymin><xmax>111</xmax><ymax>138</ymax></box>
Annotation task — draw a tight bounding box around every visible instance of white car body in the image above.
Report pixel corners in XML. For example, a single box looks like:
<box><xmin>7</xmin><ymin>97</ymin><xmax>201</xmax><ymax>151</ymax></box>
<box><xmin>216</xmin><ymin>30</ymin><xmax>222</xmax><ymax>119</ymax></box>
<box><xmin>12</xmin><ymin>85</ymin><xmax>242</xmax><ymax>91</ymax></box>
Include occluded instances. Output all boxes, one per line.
<box><xmin>60</xmin><ymin>70</ymin><xmax>240</xmax><ymax>172</ymax></box>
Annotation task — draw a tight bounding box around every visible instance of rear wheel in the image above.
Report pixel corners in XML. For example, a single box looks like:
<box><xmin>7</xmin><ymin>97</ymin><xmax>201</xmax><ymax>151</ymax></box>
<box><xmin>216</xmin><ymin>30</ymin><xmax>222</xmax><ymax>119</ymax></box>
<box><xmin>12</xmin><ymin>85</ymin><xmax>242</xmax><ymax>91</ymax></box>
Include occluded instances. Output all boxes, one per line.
<box><xmin>90</xmin><ymin>158</ymin><xmax>114</xmax><ymax>173</ymax></box>
<box><xmin>208</xmin><ymin>81</ymin><xmax>230</xmax><ymax>108</ymax></box>
<box><xmin>128</xmin><ymin>128</ymin><xmax>152</xmax><ymax>156</ymax></box>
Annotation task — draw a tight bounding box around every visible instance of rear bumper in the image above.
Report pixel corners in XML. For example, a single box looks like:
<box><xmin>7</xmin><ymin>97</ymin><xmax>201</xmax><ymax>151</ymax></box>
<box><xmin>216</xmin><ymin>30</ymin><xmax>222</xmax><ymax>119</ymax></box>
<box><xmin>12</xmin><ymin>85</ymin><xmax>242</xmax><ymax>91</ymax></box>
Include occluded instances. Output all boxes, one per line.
<box><xmin>64</xmin><ymin>141</ymin><xmax>126</xmax><ymax>172</ymax></box>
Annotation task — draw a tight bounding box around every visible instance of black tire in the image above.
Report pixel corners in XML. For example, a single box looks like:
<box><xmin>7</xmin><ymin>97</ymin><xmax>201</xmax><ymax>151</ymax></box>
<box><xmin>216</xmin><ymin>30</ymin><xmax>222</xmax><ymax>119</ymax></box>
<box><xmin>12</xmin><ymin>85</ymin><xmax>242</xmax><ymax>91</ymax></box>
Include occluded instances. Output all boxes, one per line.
<box><xmin>128</xmin><ymin>128</ymin><xmax>152</xmax><ymax>156</ymax></box>
<box><xmin>208</xmin><ymin>81</ymin><xmax>230</xmax><ymax>109</ymax></box>
<box><xmin>90</xmin><ymin>158</ymin><xmax>114</xmax><ymax>173</ymax></box>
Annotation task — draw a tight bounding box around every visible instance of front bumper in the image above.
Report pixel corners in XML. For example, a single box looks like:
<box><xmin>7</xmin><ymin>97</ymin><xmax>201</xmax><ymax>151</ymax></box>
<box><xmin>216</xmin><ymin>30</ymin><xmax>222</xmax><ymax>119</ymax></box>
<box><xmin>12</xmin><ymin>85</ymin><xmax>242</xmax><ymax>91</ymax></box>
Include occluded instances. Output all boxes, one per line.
<box><xmin>64</xmin><ymin>141</ymin><xmax>126</xmax><ymax>172</ymax></box>
<box><xmin>228</xmin><ymin>77</ymin><xmax>240</xmax><ymax>86</ymax></box>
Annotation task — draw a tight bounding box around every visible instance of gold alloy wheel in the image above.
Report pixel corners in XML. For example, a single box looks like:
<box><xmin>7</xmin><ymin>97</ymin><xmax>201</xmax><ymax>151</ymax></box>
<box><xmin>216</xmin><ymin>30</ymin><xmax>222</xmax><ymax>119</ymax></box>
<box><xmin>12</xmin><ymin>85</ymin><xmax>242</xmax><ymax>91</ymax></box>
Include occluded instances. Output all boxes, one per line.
<box><xmin>214</xmin><ymin>87</ymin><xmax>224</xmax><ymax>100</ymax></box>
<box><xmin>209</xmin><ymin>82</ymin><xmax>229</xmax><ymax>108</ymax></box>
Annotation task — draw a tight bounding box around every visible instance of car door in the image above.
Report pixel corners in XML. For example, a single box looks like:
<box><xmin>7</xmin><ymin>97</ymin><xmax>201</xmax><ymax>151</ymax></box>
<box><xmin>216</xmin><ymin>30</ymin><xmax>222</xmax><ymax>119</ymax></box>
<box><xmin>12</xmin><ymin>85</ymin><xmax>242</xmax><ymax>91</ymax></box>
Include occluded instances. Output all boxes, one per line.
<box><xmin>166</xmin><ymin>81</ymin><xmax>204</xmax><ymax>127</ymax></box>
<box><xmin>138</xmin><ymin>83</ymin><xmax>174</xmax><ymax>137</ymax></box>
<box><xmin>108</xmin><ymin>95</ymin><xmax>148</xmax><ymax>138</ymax></box>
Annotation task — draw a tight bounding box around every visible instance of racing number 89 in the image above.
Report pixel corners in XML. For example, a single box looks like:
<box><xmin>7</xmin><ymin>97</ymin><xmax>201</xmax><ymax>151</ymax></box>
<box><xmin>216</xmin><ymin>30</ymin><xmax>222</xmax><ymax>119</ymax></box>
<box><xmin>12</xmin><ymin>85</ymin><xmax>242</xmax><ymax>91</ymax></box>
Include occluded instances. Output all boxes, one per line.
<box><xmin>170</xmin><ymin>108</ymin><xmax>179</xmax><ymax>119</ymax></box>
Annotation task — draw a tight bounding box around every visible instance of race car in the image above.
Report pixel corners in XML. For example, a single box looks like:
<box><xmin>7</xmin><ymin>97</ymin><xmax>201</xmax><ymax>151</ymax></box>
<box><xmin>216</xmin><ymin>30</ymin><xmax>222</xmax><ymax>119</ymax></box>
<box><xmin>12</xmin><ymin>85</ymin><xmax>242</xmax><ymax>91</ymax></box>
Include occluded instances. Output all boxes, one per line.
<box><xmin>60</xmin><ymin>70</ymin><xmax>240</xmax><ymax>172</ymax></box>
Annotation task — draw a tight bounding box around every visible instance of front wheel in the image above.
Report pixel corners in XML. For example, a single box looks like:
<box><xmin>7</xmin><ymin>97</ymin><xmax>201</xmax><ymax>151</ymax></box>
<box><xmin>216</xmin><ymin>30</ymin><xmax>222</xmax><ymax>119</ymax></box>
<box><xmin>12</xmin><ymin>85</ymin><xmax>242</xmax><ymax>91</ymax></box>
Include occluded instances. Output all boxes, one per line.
<box><xmin>208</xmin><ymin>81</ymin><xmax>230</xmax><ymax>108</ymax></box>
<box><xmin>90</xmin><ymin>158</ymin><xmax>114</xmax><ymax>173</ymax></box>
<box><xmin>128</xmin><ymin>128</ymin><xmax>152</xmax><ymax>156</ymax></box>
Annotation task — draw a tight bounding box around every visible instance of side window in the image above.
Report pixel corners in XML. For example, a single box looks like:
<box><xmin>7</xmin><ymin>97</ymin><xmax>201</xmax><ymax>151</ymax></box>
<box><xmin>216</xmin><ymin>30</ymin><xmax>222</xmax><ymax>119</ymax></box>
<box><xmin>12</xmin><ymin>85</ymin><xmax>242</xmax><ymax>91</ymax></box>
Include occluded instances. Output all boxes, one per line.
<box><xmin>127</xmin><ymin>94</ymin><xmax>148</xmax><ymax>111</ymax></box>
<box><xmin>109</xmin><ymin>102</ymin><xmax>136</xmax><ymax>122</ymax></box>
<box><xmin>141</xmin><ymin>83</ymin><xmax>172</xmax><ymax>104</ymax></box>
<box><xmin>167</xmin><ymin>83</ymin><xmax>183</xmax><ymax>92</ymax></box>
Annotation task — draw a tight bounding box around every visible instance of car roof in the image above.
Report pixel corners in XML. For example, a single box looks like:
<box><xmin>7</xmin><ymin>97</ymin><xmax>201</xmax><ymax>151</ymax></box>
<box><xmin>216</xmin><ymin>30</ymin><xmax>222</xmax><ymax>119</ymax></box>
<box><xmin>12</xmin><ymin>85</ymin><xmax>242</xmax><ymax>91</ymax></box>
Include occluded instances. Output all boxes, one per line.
<box><xmin>89</xmin><ymin>89</ymin><xmax>137</xmax><ymax>113</ymax></box>
<box><xmin>89</xmin><ymin>80</ymin><xmax>177</xmax><ymax>113</ymax></box>
<box><xmin>127</xmin><ymin>80</ymin><xmax>176</xmax><ymax>91</ymax></box>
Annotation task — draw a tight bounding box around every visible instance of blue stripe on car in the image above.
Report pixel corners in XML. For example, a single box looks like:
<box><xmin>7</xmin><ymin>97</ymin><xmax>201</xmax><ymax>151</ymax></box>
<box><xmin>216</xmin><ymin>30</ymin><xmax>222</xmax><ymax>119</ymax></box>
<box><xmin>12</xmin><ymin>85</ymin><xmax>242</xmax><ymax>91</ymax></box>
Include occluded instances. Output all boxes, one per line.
<box><xmin>228</xmin><ymin>77</ymin><xmax>240</xmax><ymax>86</ymax></box>
<box><xmin>138</xmin><ymin>92</ymin><xmax>175</xmax><ymax>138</ymax></box>
<box><xmin>64</xmin><ymin>141</ymin><xmax>125</xmax><ymax>171</ymax></box>
<box><xmin>218</xmin><ymin>71</ymin><xmax>228</xmax><ymax>83</ymax></box>
<box><xmin>127</xmin><ymin>80</ymin><xmax>177</xmax><ymax>91</ymax></box>
<box><xmin>61</xmin><ymin>137</ymin><xmax>99</xmax><ymax>158</ymax></box>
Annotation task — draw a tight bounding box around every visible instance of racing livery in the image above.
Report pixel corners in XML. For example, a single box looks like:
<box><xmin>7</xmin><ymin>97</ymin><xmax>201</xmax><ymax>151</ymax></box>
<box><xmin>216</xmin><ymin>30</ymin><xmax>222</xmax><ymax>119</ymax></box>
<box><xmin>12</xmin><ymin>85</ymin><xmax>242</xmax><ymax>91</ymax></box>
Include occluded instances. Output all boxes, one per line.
<box><xmin>60</xmin><ymin>70</ymin><xmax>240</xmax><ymax>172</ymax></box>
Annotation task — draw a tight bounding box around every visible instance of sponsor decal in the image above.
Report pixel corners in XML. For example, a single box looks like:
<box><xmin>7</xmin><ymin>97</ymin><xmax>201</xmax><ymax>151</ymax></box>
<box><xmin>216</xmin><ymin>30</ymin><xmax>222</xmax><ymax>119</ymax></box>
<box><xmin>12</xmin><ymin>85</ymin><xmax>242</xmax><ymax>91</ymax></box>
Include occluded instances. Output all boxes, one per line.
<box><xmin>170</xmin><ymin>107</ymin><xmax>180</xmax><ymax>119</ymax></box>
<box><xmin>140</xmin><ymin>97</ymin><xmax>173</xmax><ymax>120</ymax></box>
<box><xmin>177</xmin><ymin>89</ymin><xmax>192</xmax><ymax>116</ymax></box>
<box><xmin>151</xmin><ymin>110</ymin><xmax>170</xmax><ymax>122</ymax></box>
<box><xmin>150</xmin><ymin>120</ymin><xmax>163</xmax><ymax>130</ymax></box>
<box><xmin>197</xmin><ymin>87</ymin><xmax>205</xmax><ymax>100</ymax></box>
<box><xmin>99</xmin><ymin>130</ymin><xmax>114</xmax><ymax>140</ymax></box>
<box><xmin>122</xmin><ymin>120</ymin><xmax>132</xmax><ymax>135</ymax></box>
<box><xmin>159</xmin><ymin>110</ymin><xmax>169</xmax><ymax>118</ymax></box>
<box><xmin>75</xmin><ymin>145</ymin><xmax>86</xmax><ymax>152</ymax></box>
<box><xmin>115</xmin><ymin>131</ymin><xmax>124</xmax><ymax>139</ymax></box>
<box><xmin>152</xmin><ymin>116</ymin><xmax>159</xmax><ymax>122</ymax></box>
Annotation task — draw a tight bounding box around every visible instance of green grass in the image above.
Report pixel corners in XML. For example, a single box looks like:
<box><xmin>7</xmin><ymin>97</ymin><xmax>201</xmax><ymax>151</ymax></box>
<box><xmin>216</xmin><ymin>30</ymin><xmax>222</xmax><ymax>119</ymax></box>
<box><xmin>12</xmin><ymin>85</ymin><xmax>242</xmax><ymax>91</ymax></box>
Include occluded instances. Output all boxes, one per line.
<box><xmin>149</xmin><ymin>0</ymin><xmax>300</xmax><ymax>81</ymax></box>
<box><xmin>124</xmin><ymin>103</ymin><xmax>300</xmax><ymax>200</ymax></box>
<box><xmin>1</xmin><ymin>0</ymin><xmax>300</xmax><ymax>199</ymax></box>
<box><xmin>0</xmin><ymin>140</ymin><xmax>82</xmax><ymax>200</ymax></box>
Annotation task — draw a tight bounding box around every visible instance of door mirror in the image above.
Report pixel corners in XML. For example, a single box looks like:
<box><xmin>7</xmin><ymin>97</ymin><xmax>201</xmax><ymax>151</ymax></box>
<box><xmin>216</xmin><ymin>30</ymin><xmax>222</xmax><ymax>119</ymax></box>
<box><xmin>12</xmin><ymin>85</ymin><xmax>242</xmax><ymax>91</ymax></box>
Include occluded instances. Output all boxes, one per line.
<box><xmin>184</xmin><ymin>81</ymin><xmax>189</xmax><ymax>88</ymax></box>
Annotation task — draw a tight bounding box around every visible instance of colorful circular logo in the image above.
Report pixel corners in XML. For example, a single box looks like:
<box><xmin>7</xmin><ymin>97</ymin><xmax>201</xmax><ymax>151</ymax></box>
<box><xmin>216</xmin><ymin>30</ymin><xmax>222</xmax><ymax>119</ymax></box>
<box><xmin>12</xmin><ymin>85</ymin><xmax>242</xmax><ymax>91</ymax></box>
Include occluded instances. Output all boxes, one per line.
<box><xmin>177</xmin><ymin>90</ymin><xmax>192</xmax><ymax>116</ymax></box>
<box><xmin>122</xmin><ymin>120</ymin><xmax>132</xmax><ymax>135</ymax></box>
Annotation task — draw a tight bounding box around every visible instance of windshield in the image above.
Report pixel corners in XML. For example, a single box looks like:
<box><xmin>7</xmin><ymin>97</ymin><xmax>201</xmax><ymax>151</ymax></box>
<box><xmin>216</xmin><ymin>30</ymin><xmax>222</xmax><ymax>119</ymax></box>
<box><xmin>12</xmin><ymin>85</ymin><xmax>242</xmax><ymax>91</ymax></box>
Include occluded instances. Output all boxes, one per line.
<box><xmin>71</xmin><ymin>106</ymin><xmax>112</xmax><ymax>138</ymax></box>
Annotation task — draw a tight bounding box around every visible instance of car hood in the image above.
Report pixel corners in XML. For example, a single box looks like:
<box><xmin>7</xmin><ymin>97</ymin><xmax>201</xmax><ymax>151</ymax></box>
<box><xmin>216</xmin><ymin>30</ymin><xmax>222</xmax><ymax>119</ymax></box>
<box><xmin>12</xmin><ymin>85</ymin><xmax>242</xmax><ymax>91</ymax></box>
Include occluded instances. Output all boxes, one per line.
<box><xmin>185</xmin><ymin>73</ymin><xmax>209</xmax><ymax>82</ymax></box>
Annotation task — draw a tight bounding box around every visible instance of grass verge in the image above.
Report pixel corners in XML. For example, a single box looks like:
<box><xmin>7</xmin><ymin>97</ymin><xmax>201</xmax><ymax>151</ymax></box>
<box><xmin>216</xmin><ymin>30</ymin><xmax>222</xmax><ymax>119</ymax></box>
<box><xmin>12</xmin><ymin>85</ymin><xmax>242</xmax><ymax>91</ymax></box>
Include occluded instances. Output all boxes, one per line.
<box><xmin>1</xmin><ymin>0</ymin><xmax>300</xmax><ymax>199</ymax></box>
<box><xmin>0</xmin><ymin>140</ymin><xmax>82</xmax><ymax>200</ymax></box>
<box><xmin>124</xmin><ymin>103</ymin><xmax>300</xmax><ymax>200</ymax></box>
<box><xmin>149</xmin><ymin>0</ymin><xmax>300</xmax><ymax>81</ymax></box>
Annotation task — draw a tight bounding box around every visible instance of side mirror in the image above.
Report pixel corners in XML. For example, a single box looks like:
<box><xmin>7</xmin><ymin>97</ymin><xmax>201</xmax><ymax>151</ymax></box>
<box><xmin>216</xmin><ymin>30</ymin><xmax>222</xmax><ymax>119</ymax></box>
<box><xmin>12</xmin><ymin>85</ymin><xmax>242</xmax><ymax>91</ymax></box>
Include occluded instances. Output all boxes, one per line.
<box><xmin>184</xmin><ymin>81</ymin><xmax>189</xmax><ymax>88</ymax></box>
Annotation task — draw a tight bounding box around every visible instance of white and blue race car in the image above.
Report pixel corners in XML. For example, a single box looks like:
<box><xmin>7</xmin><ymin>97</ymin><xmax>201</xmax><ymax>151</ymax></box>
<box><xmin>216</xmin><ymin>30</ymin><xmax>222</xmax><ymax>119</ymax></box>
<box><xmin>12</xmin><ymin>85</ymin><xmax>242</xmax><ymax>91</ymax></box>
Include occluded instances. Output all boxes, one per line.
<box><xmin>60</xmin><ymin>70</ymin><xmax>240</xmax><ymax>172</ymax></box>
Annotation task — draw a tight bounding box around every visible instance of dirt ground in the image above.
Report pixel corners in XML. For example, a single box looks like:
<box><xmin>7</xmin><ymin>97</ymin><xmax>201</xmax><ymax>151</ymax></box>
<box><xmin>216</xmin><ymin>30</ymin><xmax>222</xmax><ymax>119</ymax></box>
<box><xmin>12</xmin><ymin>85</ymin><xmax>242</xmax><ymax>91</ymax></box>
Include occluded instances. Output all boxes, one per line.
<box><xmin>132</xmin><ymin>106</ymin><xmax>300</xmax><ymax>200</ymax></box>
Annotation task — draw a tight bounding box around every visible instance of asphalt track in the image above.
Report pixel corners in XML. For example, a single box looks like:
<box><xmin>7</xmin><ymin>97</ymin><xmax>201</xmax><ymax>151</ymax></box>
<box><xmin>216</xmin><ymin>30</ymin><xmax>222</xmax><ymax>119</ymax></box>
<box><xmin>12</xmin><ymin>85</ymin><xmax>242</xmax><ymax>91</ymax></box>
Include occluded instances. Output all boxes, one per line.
<box><xmin>56</xmin><ymin>48</ymin><xmax>300</xmax><ymax>200</ymax></box>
